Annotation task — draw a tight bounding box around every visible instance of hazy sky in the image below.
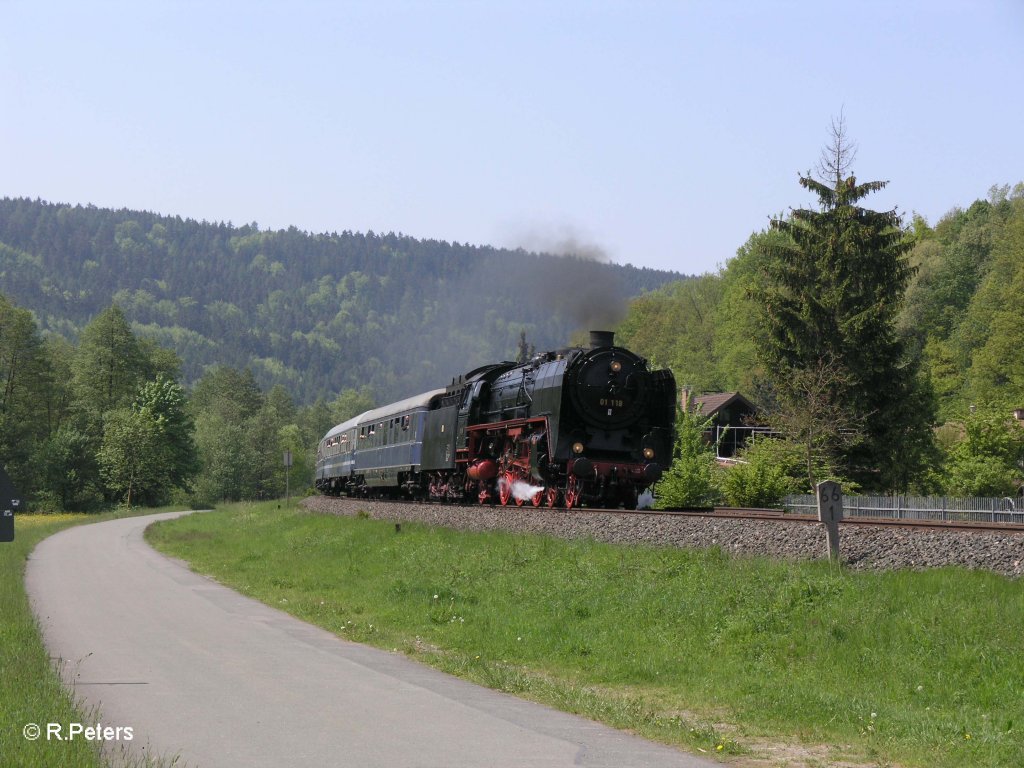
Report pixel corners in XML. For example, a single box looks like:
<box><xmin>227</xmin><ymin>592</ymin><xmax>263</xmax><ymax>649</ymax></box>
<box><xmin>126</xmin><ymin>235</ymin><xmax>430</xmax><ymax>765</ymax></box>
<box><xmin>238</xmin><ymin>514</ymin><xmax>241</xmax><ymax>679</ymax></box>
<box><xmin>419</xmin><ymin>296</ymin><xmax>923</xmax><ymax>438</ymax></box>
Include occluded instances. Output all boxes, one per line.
<box><xmin>3</xmin><ymin>1</ymin><xmax>1022</xmax><ymax>275</ymax></box>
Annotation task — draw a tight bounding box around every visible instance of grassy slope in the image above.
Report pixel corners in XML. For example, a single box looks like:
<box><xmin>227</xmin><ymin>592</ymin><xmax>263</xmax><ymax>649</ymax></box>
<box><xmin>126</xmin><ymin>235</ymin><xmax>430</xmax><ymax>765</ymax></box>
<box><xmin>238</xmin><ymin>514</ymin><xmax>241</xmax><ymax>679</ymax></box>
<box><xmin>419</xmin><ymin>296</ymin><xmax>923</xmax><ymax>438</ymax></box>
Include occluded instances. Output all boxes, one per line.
<box><xmin>2</xmin><ymin>514</ymin><xmax>108</xmax><ymax>768</ymax></box>
<box><xmin>147</xmin><ymin>501</ymin><xmax>1024</xmax><ymax>768</ymax></box>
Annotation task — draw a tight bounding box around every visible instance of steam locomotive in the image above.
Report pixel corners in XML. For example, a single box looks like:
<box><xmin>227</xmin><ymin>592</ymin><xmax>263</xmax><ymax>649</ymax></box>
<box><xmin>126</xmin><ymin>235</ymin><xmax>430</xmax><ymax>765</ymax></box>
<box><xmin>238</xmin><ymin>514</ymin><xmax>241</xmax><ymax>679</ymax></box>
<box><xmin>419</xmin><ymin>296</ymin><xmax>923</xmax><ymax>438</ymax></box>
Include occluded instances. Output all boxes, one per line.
<box><xmin>315</xmin><ymin>331</ymin><xmax>676</xmax><ymax>509</ymax></box>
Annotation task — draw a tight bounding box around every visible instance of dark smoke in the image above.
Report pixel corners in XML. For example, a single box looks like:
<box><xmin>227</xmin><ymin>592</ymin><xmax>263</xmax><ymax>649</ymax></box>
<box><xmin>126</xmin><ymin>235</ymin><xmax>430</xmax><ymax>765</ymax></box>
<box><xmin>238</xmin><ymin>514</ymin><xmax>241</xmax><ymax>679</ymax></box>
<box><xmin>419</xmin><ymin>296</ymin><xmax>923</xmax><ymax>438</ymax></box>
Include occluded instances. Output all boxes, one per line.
<box><xmin>510</xmin><ymin>228</ymin><xmax>628</xmax><ymax>336</ymax></box>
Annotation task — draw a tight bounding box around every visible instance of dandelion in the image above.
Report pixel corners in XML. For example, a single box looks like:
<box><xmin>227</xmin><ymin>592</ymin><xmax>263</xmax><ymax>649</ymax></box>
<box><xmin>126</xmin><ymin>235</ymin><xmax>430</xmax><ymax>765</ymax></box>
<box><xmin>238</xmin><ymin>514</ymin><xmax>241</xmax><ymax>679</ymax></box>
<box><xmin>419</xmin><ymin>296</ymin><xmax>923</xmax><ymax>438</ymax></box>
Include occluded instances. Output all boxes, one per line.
<box><xmin>965</xmin><ymin>733</ymin><xmax>972</xmax><ymax>740</ymax></box>
<box><xmin>871</xmin><ymin>712</ymin><xmax>877</xmax><ymax>719</ymax></box>
<box><xmin>716</xmin><ymin>744</ymin><xmax>724</xmax><ymax>752</ymax></box>
<box><xmin>433</xmin><ymin>594</ymin><xmax>439</xmax><ymax>600</ymax></box>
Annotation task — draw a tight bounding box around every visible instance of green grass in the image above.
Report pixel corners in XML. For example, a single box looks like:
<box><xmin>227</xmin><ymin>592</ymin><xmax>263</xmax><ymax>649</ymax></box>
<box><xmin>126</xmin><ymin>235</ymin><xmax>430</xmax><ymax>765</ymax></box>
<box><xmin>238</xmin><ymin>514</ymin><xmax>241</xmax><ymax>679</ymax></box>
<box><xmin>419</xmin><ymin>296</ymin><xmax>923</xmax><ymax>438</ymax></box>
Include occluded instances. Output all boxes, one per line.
<box><xmin>1</xmin><ymin>508</ymin><xmax>188</xmax><ymax>768</ymax></box>
<box><xmin>147</xmin><ymin>501</ymin><xmax>1024</xmax><ymax>767</ymax></box>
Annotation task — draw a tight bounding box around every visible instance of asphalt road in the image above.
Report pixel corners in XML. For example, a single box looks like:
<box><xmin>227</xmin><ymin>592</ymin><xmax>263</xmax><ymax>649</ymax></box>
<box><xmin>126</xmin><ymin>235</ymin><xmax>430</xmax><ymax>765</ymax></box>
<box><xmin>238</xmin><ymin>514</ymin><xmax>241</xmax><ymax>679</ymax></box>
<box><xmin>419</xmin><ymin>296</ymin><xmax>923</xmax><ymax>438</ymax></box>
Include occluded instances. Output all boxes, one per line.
<box><xmin>26</xmin><ymin>512</ymin><xmax>716</xmax><ymax>768</ymax></box>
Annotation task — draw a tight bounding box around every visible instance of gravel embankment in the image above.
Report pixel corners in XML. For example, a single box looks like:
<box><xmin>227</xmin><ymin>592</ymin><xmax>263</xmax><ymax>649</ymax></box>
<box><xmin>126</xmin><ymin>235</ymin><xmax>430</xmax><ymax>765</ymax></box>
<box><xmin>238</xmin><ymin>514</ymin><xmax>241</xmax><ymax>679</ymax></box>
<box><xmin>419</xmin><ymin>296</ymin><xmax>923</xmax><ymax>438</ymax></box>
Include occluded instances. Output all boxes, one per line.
<box><xmin>301</xmin><ymin>495</ymin><xmax>1024</xmax><ymax>578</ymax></box>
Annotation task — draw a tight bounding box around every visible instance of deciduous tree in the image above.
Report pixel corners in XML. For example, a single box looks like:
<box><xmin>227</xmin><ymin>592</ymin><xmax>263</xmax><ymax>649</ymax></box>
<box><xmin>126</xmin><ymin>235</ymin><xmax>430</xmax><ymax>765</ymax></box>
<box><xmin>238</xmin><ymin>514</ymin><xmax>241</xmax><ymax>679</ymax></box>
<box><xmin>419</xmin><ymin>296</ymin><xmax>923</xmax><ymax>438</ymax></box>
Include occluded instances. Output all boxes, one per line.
<box><xmin>98</xmin><ymin>407</ymin><xmax>166</xmax><ymax>508</ymax></box>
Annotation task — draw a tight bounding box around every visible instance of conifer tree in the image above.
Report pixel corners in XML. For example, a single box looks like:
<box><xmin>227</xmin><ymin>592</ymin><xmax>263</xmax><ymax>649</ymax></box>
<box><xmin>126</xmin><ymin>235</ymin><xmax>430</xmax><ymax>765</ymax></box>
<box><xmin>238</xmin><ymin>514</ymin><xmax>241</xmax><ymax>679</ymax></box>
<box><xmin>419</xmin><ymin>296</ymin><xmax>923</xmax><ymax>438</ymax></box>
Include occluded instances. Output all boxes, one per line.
<box><xmin>753</xmin><ymin>116</ymin><xmax>934</xmax><ymax>490</ymax></box>
<box><xmin>73</xmin><ymin>304</ymin><xmax>147</xmax><ymax>425</ymax></box>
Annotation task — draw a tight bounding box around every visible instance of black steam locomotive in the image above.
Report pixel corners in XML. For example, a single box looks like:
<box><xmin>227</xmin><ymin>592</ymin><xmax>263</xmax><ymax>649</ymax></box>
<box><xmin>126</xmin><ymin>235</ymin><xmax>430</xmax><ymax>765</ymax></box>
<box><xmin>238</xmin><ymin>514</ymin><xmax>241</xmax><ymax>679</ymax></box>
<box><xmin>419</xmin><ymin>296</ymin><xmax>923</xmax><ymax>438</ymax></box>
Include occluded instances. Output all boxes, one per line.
<box><xmin>315</xmin><ymin>331</ymin><xmax>676</xmax><ymax>509</ymax></box>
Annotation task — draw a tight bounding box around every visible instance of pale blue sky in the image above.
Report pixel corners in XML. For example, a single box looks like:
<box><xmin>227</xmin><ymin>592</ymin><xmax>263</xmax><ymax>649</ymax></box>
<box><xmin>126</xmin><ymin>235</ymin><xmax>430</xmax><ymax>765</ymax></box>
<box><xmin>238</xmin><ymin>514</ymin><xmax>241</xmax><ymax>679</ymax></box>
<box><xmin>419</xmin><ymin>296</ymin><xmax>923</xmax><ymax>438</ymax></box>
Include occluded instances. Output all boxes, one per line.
<box><xmin>2</xmin><ymin>1</ymin><xmax>1022</xmax><ymax>274</ymax></box>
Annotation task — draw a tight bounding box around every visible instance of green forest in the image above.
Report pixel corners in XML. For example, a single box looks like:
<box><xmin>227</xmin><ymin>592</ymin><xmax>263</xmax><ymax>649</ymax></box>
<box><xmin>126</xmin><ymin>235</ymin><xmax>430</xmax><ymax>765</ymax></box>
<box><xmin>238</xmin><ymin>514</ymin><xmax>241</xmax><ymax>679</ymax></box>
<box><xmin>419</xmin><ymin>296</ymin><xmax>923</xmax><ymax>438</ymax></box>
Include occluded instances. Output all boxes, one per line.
<box><xmin>2</xmin><ymin>155</ymin><xmax>1023</xmax><ymax>510</ymax></box>
<box><xmin>0</xmin><ymin>198</ymin><xmax>678</xmax><ymax>402</ymax></box>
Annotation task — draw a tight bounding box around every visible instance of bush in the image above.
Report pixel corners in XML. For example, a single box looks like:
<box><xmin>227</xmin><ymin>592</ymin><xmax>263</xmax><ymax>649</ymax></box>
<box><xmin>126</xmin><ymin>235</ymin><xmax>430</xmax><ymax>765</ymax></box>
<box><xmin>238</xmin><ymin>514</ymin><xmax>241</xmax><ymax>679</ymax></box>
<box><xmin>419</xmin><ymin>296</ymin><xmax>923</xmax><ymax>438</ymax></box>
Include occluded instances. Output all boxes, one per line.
<box><xmin>718</xmin><ymin>438</ymin><xmax>798</xmax><ymax>507</ymax></box>
<box><xmin>654</xmin><ymin>407</ymin><xmax>720</xmax><ymax>508</ymax></box>
<box><xmin>941</xmin><ymin>407</ymin><xmax>1024</xmax><ymax>496</ymax></box>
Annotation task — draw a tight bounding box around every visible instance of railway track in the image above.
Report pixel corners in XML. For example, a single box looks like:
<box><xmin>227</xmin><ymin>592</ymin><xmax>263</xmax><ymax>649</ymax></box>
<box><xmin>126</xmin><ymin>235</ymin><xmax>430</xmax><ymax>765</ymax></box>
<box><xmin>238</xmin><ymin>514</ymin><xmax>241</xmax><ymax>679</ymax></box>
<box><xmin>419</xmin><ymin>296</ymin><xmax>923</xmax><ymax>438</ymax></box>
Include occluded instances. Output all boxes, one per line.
<box><xmin>545</xmin><ymin>504</ymin><xmax>1024</xmax><ymax>535</ymax></box>
<box><xmin>321</xmin><ymin>495</ymin><xmax>1024</xmax><ymax>535</ymax></box>
<box><xmin>702</xmin><ymin>507</ymin><xmax>1024</xmax><ymax>535</ymax></box>
<box><xmin>305</xmin><ymin>495</ymin><xmax>1024</xmax><ymax>576</ymax></box>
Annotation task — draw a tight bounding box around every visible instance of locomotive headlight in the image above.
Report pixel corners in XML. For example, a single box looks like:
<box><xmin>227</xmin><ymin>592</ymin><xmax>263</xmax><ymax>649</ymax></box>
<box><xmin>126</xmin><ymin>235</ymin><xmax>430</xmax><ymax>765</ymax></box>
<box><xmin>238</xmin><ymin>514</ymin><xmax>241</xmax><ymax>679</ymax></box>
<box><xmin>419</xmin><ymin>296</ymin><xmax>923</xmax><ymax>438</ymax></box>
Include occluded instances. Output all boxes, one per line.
<box><xmin>643</xmin><ymin>447</ymin><xmax>656</xmax><ymax>460</ymax></box>
<box><xmin>610</xmin><ymin>360</ymin><xmax>623</xmax><ymax>373</ymax></box>
<box><xmin>572</xmin><ymin>441</ymin><xmax>585</xmax><ymax>454</ymax></box>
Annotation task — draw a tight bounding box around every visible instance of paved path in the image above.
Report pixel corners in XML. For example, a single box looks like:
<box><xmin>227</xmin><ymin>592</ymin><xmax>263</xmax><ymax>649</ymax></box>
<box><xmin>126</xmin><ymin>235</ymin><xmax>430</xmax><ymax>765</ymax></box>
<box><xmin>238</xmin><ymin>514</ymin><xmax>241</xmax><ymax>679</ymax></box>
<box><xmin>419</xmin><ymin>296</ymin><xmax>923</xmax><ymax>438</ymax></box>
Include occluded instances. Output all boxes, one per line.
<box><xmin>26</xmin><ymin>512</ymin><xmax>715</xmax><ymax>768</ymax></box>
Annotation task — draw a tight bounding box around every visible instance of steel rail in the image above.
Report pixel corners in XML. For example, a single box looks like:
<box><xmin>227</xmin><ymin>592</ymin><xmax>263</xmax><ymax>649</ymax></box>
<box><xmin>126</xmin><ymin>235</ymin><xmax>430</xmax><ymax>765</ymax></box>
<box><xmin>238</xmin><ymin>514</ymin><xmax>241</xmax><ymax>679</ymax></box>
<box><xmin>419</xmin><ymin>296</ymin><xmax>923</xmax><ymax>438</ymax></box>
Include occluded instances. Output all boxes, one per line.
<box><xmin>323</xmin><ymin>496</ymin><xmax>1024</xmax><ymax>535</ymax></box>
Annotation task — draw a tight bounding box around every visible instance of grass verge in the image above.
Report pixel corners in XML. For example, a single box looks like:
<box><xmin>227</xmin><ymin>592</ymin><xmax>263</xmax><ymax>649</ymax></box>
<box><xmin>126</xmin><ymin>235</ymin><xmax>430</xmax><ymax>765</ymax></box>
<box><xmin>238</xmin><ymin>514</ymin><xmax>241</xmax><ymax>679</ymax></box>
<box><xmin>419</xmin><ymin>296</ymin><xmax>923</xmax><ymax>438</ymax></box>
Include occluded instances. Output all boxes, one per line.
<box><xmin>1</xmin><ymin>508</ymin><xmax>188</xmax><ymax>768</ymax></box>
<box><xmin>146</xmin><ymin>501</ymin><xmax>1024</xmax><ymax>767</ymax></box>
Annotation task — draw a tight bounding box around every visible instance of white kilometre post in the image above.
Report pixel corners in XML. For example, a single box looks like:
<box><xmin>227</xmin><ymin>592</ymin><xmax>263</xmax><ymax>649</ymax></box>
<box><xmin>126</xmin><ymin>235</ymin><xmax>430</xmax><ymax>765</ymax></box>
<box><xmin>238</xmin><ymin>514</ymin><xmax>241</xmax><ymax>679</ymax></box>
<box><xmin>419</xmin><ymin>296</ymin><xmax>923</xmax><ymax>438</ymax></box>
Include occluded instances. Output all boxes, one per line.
<box><xmin>816</xmin><ymin>480</ymin><xmax>843</xmax><ymax>562</ymax></box>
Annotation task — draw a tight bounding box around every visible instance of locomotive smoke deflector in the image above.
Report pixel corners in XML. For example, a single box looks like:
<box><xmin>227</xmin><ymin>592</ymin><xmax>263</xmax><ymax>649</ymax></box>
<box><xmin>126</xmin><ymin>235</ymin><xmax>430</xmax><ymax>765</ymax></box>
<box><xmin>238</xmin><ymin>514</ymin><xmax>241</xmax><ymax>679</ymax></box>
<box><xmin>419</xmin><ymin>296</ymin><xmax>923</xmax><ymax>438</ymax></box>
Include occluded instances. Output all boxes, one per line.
<box><xmin>589</xmin><ymin>330</ymin><xmax>615</xmax><ymax>349</ymax></box>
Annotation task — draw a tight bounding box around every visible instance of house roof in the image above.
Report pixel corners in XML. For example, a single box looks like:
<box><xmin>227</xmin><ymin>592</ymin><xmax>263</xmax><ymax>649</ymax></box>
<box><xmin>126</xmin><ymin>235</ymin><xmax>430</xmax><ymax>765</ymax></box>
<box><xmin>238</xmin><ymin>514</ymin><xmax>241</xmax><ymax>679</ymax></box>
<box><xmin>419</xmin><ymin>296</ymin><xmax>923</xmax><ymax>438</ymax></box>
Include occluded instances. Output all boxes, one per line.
<box><xmin>693</xmin><ymin>391</ymin><xmax>755</xmax><ymax>417</ymax></box>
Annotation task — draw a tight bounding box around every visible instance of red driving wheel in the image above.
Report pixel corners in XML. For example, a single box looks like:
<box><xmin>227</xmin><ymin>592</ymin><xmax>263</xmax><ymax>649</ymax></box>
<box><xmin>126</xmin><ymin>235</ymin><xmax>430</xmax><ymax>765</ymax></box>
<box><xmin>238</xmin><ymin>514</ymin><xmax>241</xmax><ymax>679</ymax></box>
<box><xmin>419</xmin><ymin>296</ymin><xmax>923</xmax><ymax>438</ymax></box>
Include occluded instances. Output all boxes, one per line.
<box><xmin>545</xmin><ymin>486</ymin><xmax>559</xmax><ymax>508</ymax></box>
<box><xmin>499</xmin><ymin>473</ymin><xmax>513</xmax><ymax>506</ymax></box>
<box><xmin>564</xmin><ymin>476</ymin><xmax>580</xmax><ymax>509</ymax></box>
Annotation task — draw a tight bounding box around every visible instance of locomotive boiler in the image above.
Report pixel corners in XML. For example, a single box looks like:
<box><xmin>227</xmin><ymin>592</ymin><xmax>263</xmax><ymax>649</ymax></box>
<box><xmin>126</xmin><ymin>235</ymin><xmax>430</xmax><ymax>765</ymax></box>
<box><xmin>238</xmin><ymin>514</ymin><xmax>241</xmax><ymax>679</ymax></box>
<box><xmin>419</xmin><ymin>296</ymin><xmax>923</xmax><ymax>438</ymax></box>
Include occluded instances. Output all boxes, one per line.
<box><xmin>316</xmin><ymin>331</ymin><xmax>676</xmax><ymax>509</ymax></box>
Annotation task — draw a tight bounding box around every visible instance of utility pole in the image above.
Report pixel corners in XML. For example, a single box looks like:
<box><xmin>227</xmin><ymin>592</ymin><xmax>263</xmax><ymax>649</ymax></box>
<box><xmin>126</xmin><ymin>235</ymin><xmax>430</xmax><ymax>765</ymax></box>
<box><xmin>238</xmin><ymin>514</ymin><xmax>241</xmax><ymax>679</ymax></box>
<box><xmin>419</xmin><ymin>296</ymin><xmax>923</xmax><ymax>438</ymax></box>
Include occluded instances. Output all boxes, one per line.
<box><xmin>283</xmin><ymin>450</ymin><xmax>293</xmax><ymax>503</ymax></box>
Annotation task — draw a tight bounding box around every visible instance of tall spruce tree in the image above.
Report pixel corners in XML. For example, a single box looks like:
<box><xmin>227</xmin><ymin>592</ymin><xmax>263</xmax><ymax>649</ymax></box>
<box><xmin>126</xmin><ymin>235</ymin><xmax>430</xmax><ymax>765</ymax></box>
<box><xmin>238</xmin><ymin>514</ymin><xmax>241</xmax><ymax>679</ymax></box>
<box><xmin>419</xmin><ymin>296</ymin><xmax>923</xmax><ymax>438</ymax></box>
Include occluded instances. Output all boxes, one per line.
<box><xmin>754</xmin><ymin>117</ymin><xmax>935</xmax><ymax>490</ymax></box>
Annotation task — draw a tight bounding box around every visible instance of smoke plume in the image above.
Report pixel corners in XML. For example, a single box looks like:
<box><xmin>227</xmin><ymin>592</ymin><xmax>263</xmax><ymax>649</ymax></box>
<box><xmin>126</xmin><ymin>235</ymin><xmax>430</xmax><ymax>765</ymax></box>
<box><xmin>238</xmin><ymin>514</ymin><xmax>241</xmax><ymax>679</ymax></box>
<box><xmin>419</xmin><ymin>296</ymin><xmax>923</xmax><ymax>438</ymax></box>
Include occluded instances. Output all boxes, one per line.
<box><xmin>510</xmin><ymin>226</ymin><xmax>628</xmax><ymax>335</ymax></box>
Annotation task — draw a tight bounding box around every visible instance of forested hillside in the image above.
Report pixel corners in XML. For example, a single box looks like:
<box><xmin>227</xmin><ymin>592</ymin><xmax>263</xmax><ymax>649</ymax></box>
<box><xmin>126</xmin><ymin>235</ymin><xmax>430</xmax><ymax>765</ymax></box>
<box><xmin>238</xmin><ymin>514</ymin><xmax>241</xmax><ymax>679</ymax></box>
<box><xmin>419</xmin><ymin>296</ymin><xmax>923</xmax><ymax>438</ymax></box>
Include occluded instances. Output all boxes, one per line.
<box><xmin>0</xmin><ymin>198</ymin><xmax>681</xmax><ymax>403</ymax></box>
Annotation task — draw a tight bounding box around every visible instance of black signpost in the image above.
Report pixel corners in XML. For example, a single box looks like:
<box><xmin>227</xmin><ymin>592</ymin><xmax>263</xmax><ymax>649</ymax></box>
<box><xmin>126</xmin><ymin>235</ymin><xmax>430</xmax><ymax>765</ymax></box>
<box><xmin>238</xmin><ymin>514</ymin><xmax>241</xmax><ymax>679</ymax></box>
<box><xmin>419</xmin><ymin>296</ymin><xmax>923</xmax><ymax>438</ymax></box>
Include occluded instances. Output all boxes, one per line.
<box><xmin>0</xmin><ymin>466</ymin><xmax>21</xmax><ymax>543</ymax></box>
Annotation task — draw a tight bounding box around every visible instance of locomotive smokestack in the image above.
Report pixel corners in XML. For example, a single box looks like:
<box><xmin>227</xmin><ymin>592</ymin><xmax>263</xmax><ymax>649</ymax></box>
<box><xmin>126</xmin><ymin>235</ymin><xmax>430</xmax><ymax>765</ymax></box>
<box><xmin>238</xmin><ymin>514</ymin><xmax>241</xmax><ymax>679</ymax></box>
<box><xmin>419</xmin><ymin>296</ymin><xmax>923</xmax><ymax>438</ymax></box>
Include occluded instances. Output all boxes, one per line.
<box><xmin>589</xmin><ymin>330</ymin><xmax>615</xmax><ymax>349</ymax></box>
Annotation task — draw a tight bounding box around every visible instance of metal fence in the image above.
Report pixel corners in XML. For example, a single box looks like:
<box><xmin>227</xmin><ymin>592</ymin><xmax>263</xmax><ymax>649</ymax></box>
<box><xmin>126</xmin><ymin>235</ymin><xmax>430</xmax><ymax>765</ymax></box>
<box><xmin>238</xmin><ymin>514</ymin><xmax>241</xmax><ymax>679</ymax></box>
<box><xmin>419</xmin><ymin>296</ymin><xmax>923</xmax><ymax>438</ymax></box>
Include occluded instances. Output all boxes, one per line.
<box><xmin>782</xmin><ymin>494</ymin><xmax>1024</xmax><ymax>524</ymax></box>
<box><xmin>710</xmin><ymin>425</ymin><xmax>779</xmax><ymax>459</ymax></box>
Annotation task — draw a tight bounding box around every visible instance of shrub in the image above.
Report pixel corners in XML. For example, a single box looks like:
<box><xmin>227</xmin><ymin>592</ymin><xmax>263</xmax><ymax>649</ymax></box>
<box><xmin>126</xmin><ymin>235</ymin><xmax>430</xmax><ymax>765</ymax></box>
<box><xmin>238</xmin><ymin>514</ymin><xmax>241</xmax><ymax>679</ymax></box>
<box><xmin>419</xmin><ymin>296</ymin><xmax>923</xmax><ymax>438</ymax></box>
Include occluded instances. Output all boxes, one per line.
<box><xmin>654</xmin><ymin>407</ymin><xmax>720</xmax><ymax>508</ymax></box>
<box><xmin>718</xmin><ymin>438</ymin><xmax>798</xmax><ymax>507</ymax></box>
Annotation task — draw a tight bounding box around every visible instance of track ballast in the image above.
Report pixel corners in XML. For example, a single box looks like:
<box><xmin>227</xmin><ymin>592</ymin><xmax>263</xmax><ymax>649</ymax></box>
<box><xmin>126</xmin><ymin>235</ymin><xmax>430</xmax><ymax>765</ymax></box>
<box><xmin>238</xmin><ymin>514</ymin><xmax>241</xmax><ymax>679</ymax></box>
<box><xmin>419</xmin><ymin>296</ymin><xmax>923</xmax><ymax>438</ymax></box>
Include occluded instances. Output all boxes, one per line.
<box><xmin>301</xmin><ymin>495</ymin><xmax>1024</xmax><ymax>578</ymax></box>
